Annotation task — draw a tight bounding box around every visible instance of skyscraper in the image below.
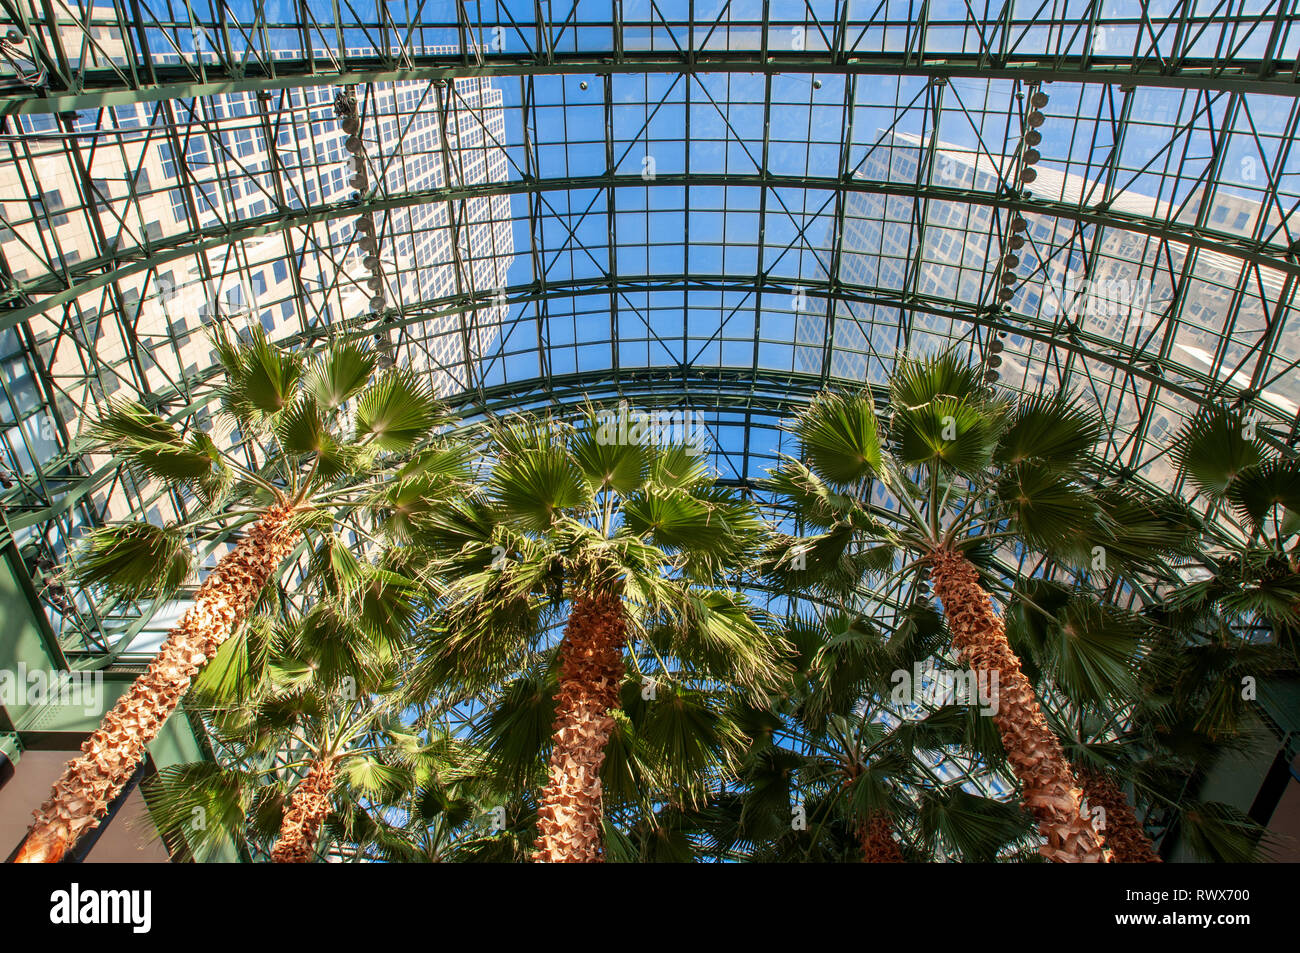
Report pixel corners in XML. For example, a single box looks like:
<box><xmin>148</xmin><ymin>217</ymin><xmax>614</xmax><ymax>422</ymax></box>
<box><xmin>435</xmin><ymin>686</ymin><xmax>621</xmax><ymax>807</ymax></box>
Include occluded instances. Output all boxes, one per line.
<box><xmin>1</xmin><ymin>56</ymin><xmax>514</xmax><ymax>530</ymax></box>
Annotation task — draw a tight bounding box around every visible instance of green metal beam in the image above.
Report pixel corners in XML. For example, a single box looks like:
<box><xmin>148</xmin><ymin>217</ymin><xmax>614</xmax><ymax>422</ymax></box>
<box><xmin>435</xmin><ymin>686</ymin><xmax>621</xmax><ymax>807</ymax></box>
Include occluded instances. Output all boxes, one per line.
<box><xmin>5</xmin><ymin>53</ymin><xmax>1300</xmax><ymax>117</ymax></box>
<box><xmin>4</xmin><ymin>171</ymin><xmax>1296</xmax><ymax>333</ymax></box>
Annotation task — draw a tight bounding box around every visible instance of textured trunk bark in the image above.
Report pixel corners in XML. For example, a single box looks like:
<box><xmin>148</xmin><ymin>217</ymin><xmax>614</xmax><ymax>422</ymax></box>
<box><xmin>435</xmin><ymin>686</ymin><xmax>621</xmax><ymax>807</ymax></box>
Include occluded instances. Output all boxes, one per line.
<box><xmin>928</xmin><ymin>550</ymin><xmax>1110</xmax><ymax>863</ymax></box>
<box><xmin>1078</xmin><ymin>766</ymin><xmax>1161</xmax><ymax>863</ymax></box>
<box><xmin>532</xmin><ymin>592</ymin><xmax>627</xmax><ymax>863</ymax></box>
<box><xmin>858</xmin><ymin>812</ymin><xmax>903</xmax><ymax>863</ymax></box>
<box><xmin>12</xmin><ymin>503</ymin><xmax>298</xmax><ymax>864</ymax></box>
<box><xmin>271</xmin><ymin>758</ymin><xmax>338</xmax><ymax>863</ymax></box>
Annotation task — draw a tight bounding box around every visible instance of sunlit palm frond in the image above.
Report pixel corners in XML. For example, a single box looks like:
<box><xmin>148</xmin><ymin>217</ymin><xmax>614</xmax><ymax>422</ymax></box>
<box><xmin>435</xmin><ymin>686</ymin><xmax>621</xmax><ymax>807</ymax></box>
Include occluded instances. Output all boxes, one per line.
<box><xmin>75</xmin><ymin>521</ymin><xmax>193</xmax><ymax>601</ymax></box>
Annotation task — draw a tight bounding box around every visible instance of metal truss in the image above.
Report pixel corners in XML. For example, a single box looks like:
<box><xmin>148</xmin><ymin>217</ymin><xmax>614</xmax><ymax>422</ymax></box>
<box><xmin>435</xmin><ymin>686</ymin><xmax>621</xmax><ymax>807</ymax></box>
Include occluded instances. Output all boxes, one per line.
<box><xmin>3</xmin><ymin>0</ymin><xmax>1300</xmax><ymax>116</ymax></box>
<box><xmin>0</xmin><ymin>0</ymin><xmax>1297</xmax><ymax>665</ymax></box>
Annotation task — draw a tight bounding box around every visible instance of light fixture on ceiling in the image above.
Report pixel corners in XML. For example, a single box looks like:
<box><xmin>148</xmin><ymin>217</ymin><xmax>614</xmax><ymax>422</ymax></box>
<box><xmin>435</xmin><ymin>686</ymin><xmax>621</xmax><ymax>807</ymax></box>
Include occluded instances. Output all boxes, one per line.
<box><xmin>990</xmin><ymin>84</ymin><xmax>1051</xmax><ymax>319</ymax></box>
<box><xmin>334</xmin><ymin>97</ymin><xmax>391</xmax><ymax>340</ymax></box>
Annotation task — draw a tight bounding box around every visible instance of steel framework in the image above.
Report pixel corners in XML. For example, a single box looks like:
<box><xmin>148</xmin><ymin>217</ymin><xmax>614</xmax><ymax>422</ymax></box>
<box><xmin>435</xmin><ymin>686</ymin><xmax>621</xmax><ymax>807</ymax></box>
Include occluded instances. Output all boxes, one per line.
<box><xmin>0</xmin><ymin>1</ymin><xmax>1296</xmax><ymax>732</ymax></box>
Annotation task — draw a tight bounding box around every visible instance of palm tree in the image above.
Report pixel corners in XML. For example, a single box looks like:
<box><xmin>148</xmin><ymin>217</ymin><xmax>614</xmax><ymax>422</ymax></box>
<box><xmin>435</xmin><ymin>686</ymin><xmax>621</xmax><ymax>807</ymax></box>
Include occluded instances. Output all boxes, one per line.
<box><xmin>762</xmin><ymin>609</ymin><xmax>922</xmax><ymax>863</ymax></box>
<box><xmin>1002</xmin><ymin>577</ymin><xmax>1168</xmax><ymax>861</ymax></box>
<box><xmin>857</xmin><ymin>812</ymin><xmax>904</xmax><ymax>862</ymax></box>
<box><xmin>713</xmin><ymin>603</ymin><xmax>1035</xmax><ymax>863</ymax></box>
<box><xmin>764</xmin><ymin>353</ymin><xmax>1199</xmax><ymax>863</ymax></box>
<box><xmin>1001</xmin><ymin>562</ymin><xmax>1283</xmax><ymax>863</ymax></box>
<box><xmin>1073</xmin><ymin>766</ymin><xmax>1160</xmax><ymax>863</ymax></box>
<box><xmin>13</xmin><ymin>327</ymin><xmax>447</xmax><ymax>863</ymax></box>
<box><xmin>474</xmin><ymin>650</ymin><xmax>765</xmax><ymax>861</ymax></box>
<box><xmin>144</xmin><ymin>574</ymin><xmax>466</xmax><ymax>864</ymax></box>
<box><xmin>1167</xmin><ymin>406</ymin><xmax>1300</xmax><ymax>661</ymax></box>
<box><xmin>407</xmin><ymin>408</ymin><xmax>784</xmax><ymax>862</ymax></box>
<box><xmin>1110</xmin><ymin>404</ymin><xmax>1300</xmax><ymax>861</ymax></box>
<box><xmin>259</xmin><ymin>610</ymin><xmax>414</xmax><ymax>865</ymax></box>
<box><xmin>1122</xmin><ymin>590</ymin><xmax>1286</xmax><ymax>862</ymax></box>
<box><xmin>145</xmin><ymin>697</ymin><xmax>417</xmax><ymax>865</ymax></box>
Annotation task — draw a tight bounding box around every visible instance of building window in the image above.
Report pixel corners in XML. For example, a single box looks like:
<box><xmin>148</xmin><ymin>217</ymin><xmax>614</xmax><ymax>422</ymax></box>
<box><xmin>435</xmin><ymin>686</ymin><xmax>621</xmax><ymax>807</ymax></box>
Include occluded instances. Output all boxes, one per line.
<box><xmin>91</xmin><ymin>179</ymin><xmax>112</xmax><ymax>210</ymax></box>
<box><xmin>159</xmin><ymin>144</ymin><xmax>177</xmax><ymax>178</ymax></box>
<box><xmin>38</xmin><ymin>191</ymin><xmax>68</xmax><ymax>227</ymax></box>
<box><xmin>185</xmin><ymin>136</ymin><xmax>208</xmax><ymax>166</ymax></box>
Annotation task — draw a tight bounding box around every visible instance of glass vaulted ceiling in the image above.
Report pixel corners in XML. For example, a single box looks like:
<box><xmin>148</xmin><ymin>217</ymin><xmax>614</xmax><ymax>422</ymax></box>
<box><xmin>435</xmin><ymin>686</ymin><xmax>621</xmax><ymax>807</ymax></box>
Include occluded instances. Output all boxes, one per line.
<box><xmin>2</xmin><ymin>0</ymin><xmax>1300</xmax><ymax>660</ymax></box>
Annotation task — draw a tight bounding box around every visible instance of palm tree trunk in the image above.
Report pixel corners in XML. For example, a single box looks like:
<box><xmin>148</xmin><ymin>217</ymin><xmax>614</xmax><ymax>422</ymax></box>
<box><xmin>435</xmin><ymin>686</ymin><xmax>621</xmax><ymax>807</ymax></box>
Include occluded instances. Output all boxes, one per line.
<box><xmin>928</xmin><ymin>549</ymin><xmax>1110</xmax><ymax>863</ymax></box>
<box><xmin>11</xmin><ymin>502</ymin><xmax>298</xmax><ymax>863</ymax></box>
<box><xmin>858</xmin><ymin>812</ymin><xmax>903</xmax><ymax>863</ymax></box>
<box><xmin>1077</xmin><ymin>766</ymin><xmax>1161</xmax><ymax>863</ymax></box>
<box><xmin>532</xmin><ymin>591</ymin><xmax>627</xmax><ymax>863</ymax></box>
<box><xmin>271</xmin><ymin>758</ymin><xmax>337</xmax><ymax>863</ymax></box>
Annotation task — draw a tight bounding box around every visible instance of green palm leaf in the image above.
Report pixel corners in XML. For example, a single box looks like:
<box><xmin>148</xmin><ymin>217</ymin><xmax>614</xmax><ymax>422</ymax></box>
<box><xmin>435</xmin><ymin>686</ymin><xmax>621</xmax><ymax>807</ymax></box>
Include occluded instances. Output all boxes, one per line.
<box><xmin>761</xmin><ymin>459</ymin><xmax>862</xmax><ymax>528</ymax></box>
<box><xmin>1095</xmin><ymin>488</ymin><xmax>1202</xmax><ymax>564</ymax></box>
<box><xmin>623</xmin><ymin>484</ymin><xmax>763</xmax><ymax>565</ymax></box>
<box><xmin>995</xmin><ymin>392</ymin><xmax>1102</xmax><ymax>469</ymax></box>
<box><xmin>142</xmin><ymin>762</ymin><xmax>256</xmax><ymax>863</ymax></box>
<box><xmin>1041</xmin><ymin>597</ymin><xmax>1143</xmax><ymax>708</ymax></box>
<box><xmin>892</xmin><ymin>395</ymin><xmax>999</xmax><ymax>474</ymax></box>
<box><xmin>1172</xmin><ymin>408</ymin><xmax>1263</xmax><ymax>499</ymax></box>
<box><xmin>572</xmin><ymin>411</ymin><xmax>649</xmax><ymax>493</ymax></box>
<box><xmin>241</xmin><ymin>325</ymin><xmax>303</xmax><ymax>417</ymax></box>
<box><xmin>889</xmin><ymin>351</ymin><xmax>987</xmax><ymax>409</ymax></box>
<box><xmin>1226</xmin><ymin>457</ymin><xmax>1300</xmax><ymax>534</ymax></box>
<box><xmin>75</xmin><ymin>522</ymin><xmax>193</xmax><ymax>600</ymax></box>
<box><xmin>917</xmin><ymin>786</ymin><xmax>1034</xmax><ymax>861</ymax></box>
<box><xmin>1171</xmin><ymin>800</ymin><xmax>1275</xmax><ymax>862</ymax></box>
<box><xmin>408</xmin><ymin>494</ymin><xmax>496</xmax><ymax>553</ymax></box>
<box><xmin>490</xmin><ymin>428</ymin><xmax>592</xmax><ymax>532</ymax></box>
<box><xmin>647</xmin><ymin>443</ymin><xmax>712</xmax><ymax>489</ymax></box>
<box><xmin>667</xmin><ymin>588</ymin><xmax>785</xmax><ymax>693</ymax></box>
<box><xmin>190</xmin><ymin>613</ymin><xmax>275</xmax><ymax>705</ymax></box>
<box><xmin>341</xmin><ymin>758</ymin><xmax>410</xmax><ymax>800</ymax></box>
<box><xmin>93</xmin><ymin>400</ymin><xmax>228</xmax><ymax>492</ymax></box>
<box><xmin>794</xmin><ymin>390</ymin><xmax>884</xmax><ymax>487</ymax></box>
<box><xmin>91</xmin><ymin>399</ymin><xmax>181</xmax><ymax>447</ymax></box>
<box><xmin>354</xmin><ymin>367</ymin><xmax>440</xmax><ymax>453</ymax></box>
<box><xmin>477</xmin><ymin>669</ymin><xmax>557</xmax><ymax>790</ymax></box>
<box><xmin>305</xmin><ymin>340</ymin><xmax>377</xmax><ymax>411</ymax></box>
<box><xmin>638</xmin><ymin>686</ymin><xmax>745</xmax><ymax>798</ymax></box>
<box><xmin>997</xmin><ymin>462</ymin><xmax>1099</xmax><ymax>563</ymax></box>
<box><xmin>356</xmin><ymin>567</ymin><xmax>420</xmax><ymax>645</ymax></box>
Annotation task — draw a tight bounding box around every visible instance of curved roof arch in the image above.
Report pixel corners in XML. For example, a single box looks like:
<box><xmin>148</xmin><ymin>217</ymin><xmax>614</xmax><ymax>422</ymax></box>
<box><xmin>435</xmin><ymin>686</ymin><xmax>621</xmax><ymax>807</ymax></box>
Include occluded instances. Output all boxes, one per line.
<box><xmin>1</xmin><ymin>1</ymin><xmax>1298</xmax><ymax>656</ymax></box>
